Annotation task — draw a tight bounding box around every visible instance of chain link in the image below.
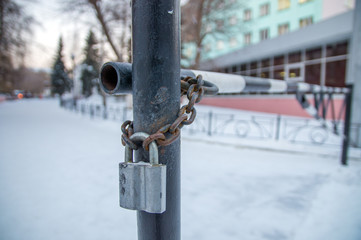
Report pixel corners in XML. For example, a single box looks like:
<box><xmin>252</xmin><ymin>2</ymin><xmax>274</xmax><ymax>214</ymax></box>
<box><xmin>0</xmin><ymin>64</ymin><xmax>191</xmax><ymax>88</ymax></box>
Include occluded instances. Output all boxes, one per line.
<box><xmin>121</xmin><ymin>120</ymin><xmax>138</xmax><ymax>150</ymax></box>
<box><xmin>121</xmin><ymin>75</ymin><xmax>218</xmax><ymax>151</ymax></box>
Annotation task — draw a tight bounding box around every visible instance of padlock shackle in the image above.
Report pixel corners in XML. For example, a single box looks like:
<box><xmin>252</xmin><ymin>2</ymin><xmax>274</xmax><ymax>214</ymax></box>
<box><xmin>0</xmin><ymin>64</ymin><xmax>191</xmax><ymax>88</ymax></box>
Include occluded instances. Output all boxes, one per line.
<box><xmin>128</xmin><ymin>132</ymin><xmax>159</xmax><ymax>165</ymax></box>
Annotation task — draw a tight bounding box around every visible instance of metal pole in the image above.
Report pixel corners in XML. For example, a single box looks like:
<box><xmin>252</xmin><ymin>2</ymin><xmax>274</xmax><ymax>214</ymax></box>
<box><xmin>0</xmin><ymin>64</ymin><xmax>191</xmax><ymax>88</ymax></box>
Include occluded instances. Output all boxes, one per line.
<box><xmin>347</xmin><ymin>0</ymin><xmax>361</xmax><ymax>147</ymax></box>
<box><xmin>341</xmin><ymin>85</ymin><xmax>353</xmax><ymax>165</ymax></box>
<box><xmin>132</xmin><ymin>1</ymin><xmax>180</xmax><ymax>239</ymax></box>
<box><xmin>100</xmin><ymin>63</ymin><xmax>349</xmax><ymax>95</ymax></box>
<box><xmin>208</xmin><ymin>111</ymin><xmax>213</xmax><ymax>136</ymax></box>
<box><xmin>275</xmin><ymin>114</ymin><xmax>281</xmax><ymax>141</ymax></box>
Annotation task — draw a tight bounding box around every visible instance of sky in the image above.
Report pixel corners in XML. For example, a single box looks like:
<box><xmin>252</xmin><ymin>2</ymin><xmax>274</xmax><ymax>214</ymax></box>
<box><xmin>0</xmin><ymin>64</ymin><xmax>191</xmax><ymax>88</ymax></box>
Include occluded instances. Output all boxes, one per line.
<box><xmin>22</xmin><ymin>0</ymin><xmax>189</xmax><ymax>70</ymax></box>
<box><xmin>23</xmin><ymin>0</ymin><xmax>100</xmax><ymax>70</ymax></box>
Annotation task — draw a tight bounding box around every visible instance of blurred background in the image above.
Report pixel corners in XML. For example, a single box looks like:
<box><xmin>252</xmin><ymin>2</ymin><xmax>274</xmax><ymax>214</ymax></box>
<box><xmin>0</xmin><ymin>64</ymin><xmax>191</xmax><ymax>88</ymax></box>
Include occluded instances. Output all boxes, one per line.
<box><xmin>0</xmin><ymin>0</ymin><xmax>356</xmax><ymax>100</ymax></box>
<box><xmin>1</xmin><ymin>0</ymin><xmax>361</xmax><ymax>239</ymax></box>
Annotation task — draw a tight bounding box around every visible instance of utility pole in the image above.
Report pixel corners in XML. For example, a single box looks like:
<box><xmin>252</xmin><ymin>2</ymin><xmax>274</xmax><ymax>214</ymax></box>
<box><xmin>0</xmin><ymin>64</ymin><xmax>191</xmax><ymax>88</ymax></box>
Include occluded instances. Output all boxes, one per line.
<box><xmin>132</xmin><ymin>1</ymin><xmax>181</xmax><ymax>239</ymax></box>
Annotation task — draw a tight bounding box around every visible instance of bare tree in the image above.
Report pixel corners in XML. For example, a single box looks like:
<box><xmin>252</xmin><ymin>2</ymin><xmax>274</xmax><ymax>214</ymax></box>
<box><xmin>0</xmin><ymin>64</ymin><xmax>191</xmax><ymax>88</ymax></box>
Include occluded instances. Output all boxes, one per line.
<box><xmin>61</xmin><ymin>0</ymin><xmax>131</xmax><ymax>62</ymax></box>
<box><xmin>0</xmin><ymin>0</ymin><xmax>35</xmax><ymax>92</ymax></box>
<box><xmin>181</xmin><ymin>0</ymin><xmax>246</xmax><ymax>68</ymax></box>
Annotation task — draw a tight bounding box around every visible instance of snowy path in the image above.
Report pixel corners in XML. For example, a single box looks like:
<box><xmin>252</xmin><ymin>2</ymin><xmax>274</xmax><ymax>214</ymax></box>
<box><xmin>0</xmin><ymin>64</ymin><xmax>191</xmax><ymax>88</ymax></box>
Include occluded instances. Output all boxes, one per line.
<box><xmin>0</xmin><ymin>99</ymin><xmax>361</xmax><ymax>240</ymax></box>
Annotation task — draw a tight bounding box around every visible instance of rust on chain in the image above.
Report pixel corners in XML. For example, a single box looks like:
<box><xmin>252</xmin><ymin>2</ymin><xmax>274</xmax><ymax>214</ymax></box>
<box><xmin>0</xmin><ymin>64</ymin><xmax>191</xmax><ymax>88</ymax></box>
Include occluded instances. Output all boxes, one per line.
<box><xmin>122</xmin><ymin>134</ymin><xmax>138</xmax><ymax>150</ymax></box>
<box><xmin>143</xmin><ymin>132</ymin><xmax>166</xmax><ymax>151</ymax></box>
<box><xmin>121</xmin><ymin>74</ymin><xmax>218</xmax><ymax>152</ymax></box>
<box><xmin>121</xmin><ymin>121</ymin><xmax>138</xmax><ymax>150</ymax></box>
<box><xmin>158</xmin><ymin>124</ymin><xmax>172</xmax><ymax>133</ymax></box>
<box><xmin>196</xmin><ymin>75</ymin><xmax>204</xmax><ymax>89</ymax></box>
<box><xmin>195</xmin><ymin>87</ymin><xmax>204</xmax><ymax>103</ymax></box>
<box><xmin>186</xmin><ymin>91</ymin><xmax>198</xmax><ymax>113</ymax></box>
<box><xmin>187</xmin><ymin>84</ymin><xmax>203</xmax><ymax>101</ymax></box>
<box><xmin>181</xmin><ymin>80</ymin><xmax>190</xmax><ymax>95</ymax></box>
<box><xmin>179</xmin><ymin>107</ymin><xmax>197</xmax><ymax>125</ymax></box>
<box><xmin>121</xmin><ymin>120</ymin><xmax>133</xmax><ymax>135</ymax></box>
<box><xmin>169</xmin><ymin>114</ymin><xmax>188</xmax><ymax>133</ymax></box>
<box><xmin>157</xmin><ymin>128</ymin><xmax>181</xmax><ymax>146</ymax></box>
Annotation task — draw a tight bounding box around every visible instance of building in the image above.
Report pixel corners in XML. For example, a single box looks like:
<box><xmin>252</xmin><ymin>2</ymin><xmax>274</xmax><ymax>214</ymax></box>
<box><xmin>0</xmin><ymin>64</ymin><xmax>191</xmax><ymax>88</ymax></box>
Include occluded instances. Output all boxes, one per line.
<box><xmin>182</xmin><ymin>0</ymin><xmax>354</xmax><ymax>64</ymax></box>
<box><xmin>200</xmin><ymin>10</ymin><xmax>353</xmax><ymax>87</ymax></box>
<box><xmin>182</xmin><ymin>0</ymin><xmax>355</xmax><ymax>87</ymax></box>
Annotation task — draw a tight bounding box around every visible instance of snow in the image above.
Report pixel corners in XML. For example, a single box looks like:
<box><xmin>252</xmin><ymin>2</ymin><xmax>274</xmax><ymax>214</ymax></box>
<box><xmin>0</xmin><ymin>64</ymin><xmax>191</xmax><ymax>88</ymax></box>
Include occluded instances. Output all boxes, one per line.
<box><xmin>0</xmin><ymin>99</ymin><xmax>361</xmax><ymax>240</ymax></box>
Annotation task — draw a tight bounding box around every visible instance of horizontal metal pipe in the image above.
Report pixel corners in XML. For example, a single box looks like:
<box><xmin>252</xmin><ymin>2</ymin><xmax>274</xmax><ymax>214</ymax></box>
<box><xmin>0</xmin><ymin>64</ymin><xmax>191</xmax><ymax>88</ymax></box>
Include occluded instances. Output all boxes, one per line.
<box><xmin>190</xmin><ymin>70</ymin><xmax>349</xmax><ymax>94</ymax></box>
<box><xmin>99</xmin><ymin>62</ymin><xmax>132</xmax><ymax>95</ymax></box>
<box><xmin>99</xmin><ymin>62</ymin><xmax>349</xmax><ymax>95</ymax></box>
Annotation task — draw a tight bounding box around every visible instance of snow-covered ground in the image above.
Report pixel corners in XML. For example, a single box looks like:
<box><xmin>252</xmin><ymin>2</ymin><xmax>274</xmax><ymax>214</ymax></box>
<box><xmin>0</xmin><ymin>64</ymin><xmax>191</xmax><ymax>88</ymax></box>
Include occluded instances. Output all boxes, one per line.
<box><xmin>0</xmin><ymin>99</ymin><xmax>361</xmax><ymax>240</ymax></box>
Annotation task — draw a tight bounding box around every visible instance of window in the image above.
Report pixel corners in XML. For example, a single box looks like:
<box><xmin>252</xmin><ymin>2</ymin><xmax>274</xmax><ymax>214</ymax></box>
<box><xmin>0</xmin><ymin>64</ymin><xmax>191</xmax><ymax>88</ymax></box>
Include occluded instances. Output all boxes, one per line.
<box><xmin>244</xmin><ymin>9</ymin><xmax>252</xmax><ymax>21</ymax></box>
<box><xmin>305</xmin><ymin>64</ymin><xmax>321</xmax><ymax>85</ymax></box>
<box><xmin>274</xmin><ymin>69</ymin><xmax>285</xmax><ymax>80</ymax></box>
<box><xmin>229</xmin><ymin>37</ymin><xmax>238</xmax><ymax>47</ymax></box>
<box><xmin>306</xmin><ymin>47</ymin><xmax>322</xmax><ymax>60</ymax></box>
<box><xmin>260</xmin><ymin>28</ymin><xmax>269</xmax><ymax>41</ymax></box>
<box><xmin>326</xmin><ymin>41</ymin><xmax>348</xmax><ymax>57</ymax></box>
<box><xmin>244</xmin><ymin>32</ymin><xmax>252</xmax><ymax>45</ymax></box>
<box><xmin>260</xmin><ymin>71</ymin><xmax>270</xmax><ymax>78</ymax></box>
<box><xmin>278</xmin><ymin>23</ymin><xmax>289</xmax><ymax>35</ymax></box>
<box><xmin>274</xmin><ymin>55</ymin><xmax>284</xmax><ymax>65</ymax></box>
<box><xmin>288</xmin><ymin>68</ymin><xmax>301</xmax><ymax>79</ymax></box>
<box><xmin>217</xmin><ymin>40</ymin><xmax>225</xmax><ymax>50</ymax></box>
<box><xmin>229</xmin><ymin>15</ymin><xmax>237</xmax><ymax>25</ymax></box>
<box><xmin>241</xmin><ymin>64</ymin><xmax>247</xmax><ymax>71</ymax></box>
<box><xmin>260</xmin><ymin>3</ymin><xmax>270</xmax><ymax>16</ymax></box>
<box><xmin>278</xmin><ymin>0</ymin><xmax>290</xmax><ymax>10</ymax></box>
<box><xmin>326</xmin><ymin>60</ymin><xmax>346</xmax><ymax>87</ymax></box>
<box><xmin>261</xmin><ymin>58</ymin><xmax>270</xmax><ymax>67</ymax></box>
<box><xmin>231</xmin><ymin>65</ymin><xmax>238</xmax><ymax>73</ymax></box>
<box><xmin>299</xmin><ymin>0</ymin><xmax>312</xmax><ymax>3</ymax></box>
<box><xmin>288</xmin><ymin>51</ymin><xmax>301</xmax><ymax>63</ymax></box>
<box><xmin>299</xmin><ymin>17</ymin><xmax>313</xmax><ymax>28</ymax></box>
<box><xmin>250</xmin><ymin>61</ymin><xmax>258</xmax><ymax>70</ymax></box>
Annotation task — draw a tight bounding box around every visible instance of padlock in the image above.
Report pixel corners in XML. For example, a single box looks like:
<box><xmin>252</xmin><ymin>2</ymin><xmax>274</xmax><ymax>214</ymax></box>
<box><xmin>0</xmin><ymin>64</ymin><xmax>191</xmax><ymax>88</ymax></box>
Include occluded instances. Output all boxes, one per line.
<box><xmin>119</xmin><ymin>132</ymin><xmax>167</xmax><ymax>213</ymax></box>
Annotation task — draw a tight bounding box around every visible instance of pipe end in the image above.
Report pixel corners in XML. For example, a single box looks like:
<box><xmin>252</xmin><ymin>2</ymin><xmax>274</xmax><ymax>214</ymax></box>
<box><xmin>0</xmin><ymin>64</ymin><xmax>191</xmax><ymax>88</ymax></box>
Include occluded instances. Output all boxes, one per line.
<box><xmin>99</xmin><ymin>62</ymin><xmax>132</xmax><ymax>95</ymax></box>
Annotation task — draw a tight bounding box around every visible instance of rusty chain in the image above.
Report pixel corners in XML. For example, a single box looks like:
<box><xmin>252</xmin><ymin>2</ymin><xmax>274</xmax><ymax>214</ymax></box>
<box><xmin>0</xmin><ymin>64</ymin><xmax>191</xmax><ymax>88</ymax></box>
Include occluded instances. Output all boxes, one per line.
<box><xmin>121</xmin><ymin>75</ymin><xmax>218</xmax><ymax>151</ymax></box>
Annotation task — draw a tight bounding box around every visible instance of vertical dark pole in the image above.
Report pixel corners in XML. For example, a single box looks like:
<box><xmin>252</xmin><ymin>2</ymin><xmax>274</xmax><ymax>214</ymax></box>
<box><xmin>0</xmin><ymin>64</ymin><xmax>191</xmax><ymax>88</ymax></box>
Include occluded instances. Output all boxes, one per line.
<box><xmin>341</xmin><ymin>85</ymin><xmax>353</xmax><ymax>166</ymax></box>
<box><xmin>90</xmin><ymin>105</ymin><xmax>94</xmax><ymax>118</ymax></box>
<box><xmin>275</xmin><ymin>114</ymin><xmax>281</xmax><ymax>141</ymax></box>
<box><xmin>313</xmin><ymin>93</ymin><xmax>319</xmax><ymax>112</ymax></box>
<box><xmin>347</xmin><ymin>0</ymin><xmax>361</xmax><ymax>148</ymax></box>
<box><xmin>208</xmin><ymin>111</ymin><xmax>213</xmax><ymax>136</ymax></box>
<box><xmin>132</xmin><ymin>1</ymin><xmax>180</xmax><ymax>240</ymax></box>
<box><xmin>320</xmin><ymin>91</ymin><xmax>326</xmax><ymax>120</ymax></box>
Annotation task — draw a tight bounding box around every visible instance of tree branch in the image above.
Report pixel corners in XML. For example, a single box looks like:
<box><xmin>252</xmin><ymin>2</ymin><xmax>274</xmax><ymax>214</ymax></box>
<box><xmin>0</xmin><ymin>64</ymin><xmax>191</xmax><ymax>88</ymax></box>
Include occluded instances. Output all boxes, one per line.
<box><xmin>88</xmin><ymin>0</ymin><xmax>122</xmax><ymax>61</ymax></box>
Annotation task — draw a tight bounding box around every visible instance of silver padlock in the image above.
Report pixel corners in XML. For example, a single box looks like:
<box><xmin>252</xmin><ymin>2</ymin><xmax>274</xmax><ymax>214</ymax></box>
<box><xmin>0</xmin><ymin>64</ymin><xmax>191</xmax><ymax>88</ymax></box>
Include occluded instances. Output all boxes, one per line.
<box><xmin>119</xmin><ymin>132</ymin><xmax>167</xmax><ymax>213</ymax></box>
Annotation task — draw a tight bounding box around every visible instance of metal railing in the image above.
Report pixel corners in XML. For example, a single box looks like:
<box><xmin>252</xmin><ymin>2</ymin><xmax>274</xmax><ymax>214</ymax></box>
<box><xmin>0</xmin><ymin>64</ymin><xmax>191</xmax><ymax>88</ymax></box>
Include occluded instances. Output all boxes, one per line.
<box><xmin>61</xmin><ymin>98</ymin><xmax>361</xmax><ymax>148</ymax></box>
